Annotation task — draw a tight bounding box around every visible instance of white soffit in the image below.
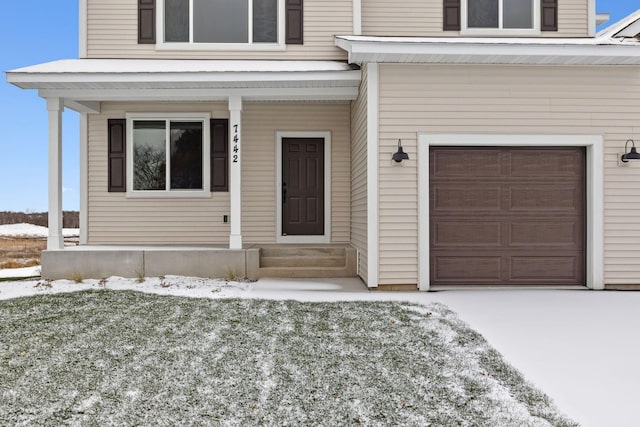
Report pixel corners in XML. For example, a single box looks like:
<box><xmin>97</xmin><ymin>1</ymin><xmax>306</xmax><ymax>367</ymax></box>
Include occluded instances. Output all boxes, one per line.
<box><xmin>5</xmin><ymin>59</ymin><xmax>361</xmax><ymax>102</ymax></box>
<box><xmin>335</xmin><ymin>28</ymin><xmax>640</xmax><ymax>65</ymax></box>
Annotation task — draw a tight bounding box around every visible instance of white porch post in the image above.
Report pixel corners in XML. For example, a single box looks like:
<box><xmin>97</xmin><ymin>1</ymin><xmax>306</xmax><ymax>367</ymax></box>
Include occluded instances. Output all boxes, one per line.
<box><xmin>229</xmin><ymin>96</ymin><xmax>243</xmax><ymax>249</ymax></box>
<box><xmin>46</xmin><ymin>97</ymin><xmax>64</xmax><ymax>250</ymax></box>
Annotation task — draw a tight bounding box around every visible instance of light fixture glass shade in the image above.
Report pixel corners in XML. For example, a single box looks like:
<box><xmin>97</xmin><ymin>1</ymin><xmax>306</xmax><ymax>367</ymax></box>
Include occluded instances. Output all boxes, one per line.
<box><xmin>621</xmin><ymin>140</ymin><xmax>640</xmax><ymax>162</ymax></box>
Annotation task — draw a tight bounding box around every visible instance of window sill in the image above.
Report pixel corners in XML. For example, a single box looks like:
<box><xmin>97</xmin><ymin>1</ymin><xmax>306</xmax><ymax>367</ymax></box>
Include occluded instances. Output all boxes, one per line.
<box><xmin>126</xmin><ymin>191</ymin><xmax>213</xmax><ymax>199</ymax></box>
<box><xmin>156</xmin><ymin>42</ymin><xmax>287</xmax><ymax>52</ymax></box>
<box><xmin>460</xmin><ymin>28</ymin><xmax>542</xmax><ymax>37</ymax></box>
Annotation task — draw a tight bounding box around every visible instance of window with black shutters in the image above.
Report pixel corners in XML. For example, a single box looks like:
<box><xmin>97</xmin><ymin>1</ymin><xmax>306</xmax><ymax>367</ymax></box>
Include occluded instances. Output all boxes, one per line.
<box><xmin>444</xmin><ymin>0</ymin><xmax>557</xmax><ymax>33</ymax></box>
<box><xmin>109</xmin><ymin>114</ymin><xmax>229</xmax><ymax>195</ymax></box>
<box><xmin>138</xmin><ymin>0</ymin><xmax>303</xmax><ymax>46</ymax></box>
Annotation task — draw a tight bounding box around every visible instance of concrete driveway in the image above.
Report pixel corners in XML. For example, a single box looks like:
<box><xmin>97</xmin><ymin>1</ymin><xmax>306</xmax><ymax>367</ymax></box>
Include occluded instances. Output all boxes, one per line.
<box><xmin>252</xmin><ymin>279</ymin><xmax>640</xmax><ymax>427</ymax></box>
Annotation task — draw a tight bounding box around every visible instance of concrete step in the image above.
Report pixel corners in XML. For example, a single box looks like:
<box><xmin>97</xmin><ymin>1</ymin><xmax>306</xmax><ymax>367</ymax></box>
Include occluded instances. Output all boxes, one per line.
<box><xmin>260</xmin><ymin>255</ymin><xmax>346</xmax><ymax>268</ymax></box>
<box><xmin>260</xmin><ymin>246</ymin><xmax>346</xmax><ymax>258</ymax></box>
<box><xmin>247</xmin><ymin>245</ymin><xmax>358</xmax><ymax>280</ymax></box>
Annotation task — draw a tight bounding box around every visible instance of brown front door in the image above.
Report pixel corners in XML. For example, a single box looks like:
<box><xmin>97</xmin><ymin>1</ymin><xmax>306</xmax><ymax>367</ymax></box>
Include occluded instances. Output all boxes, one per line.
<box><xmin>430</xmin><ymin>147</ymin><xmax>586</xmax><ymax>286</ymax></box>
<box><xmin>282</xmin><ymin>138</ymin><xmax>324</xmax><ymax>236</ymax></box>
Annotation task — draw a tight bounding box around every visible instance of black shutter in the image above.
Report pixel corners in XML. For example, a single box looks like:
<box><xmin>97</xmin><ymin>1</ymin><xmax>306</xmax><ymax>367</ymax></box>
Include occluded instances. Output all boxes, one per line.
<box><xmin>138</xmin><ymin>0</ymin><xmax>156</xmax><ymax>44</ymax></box>
<box><xmin>443</xmin><ymin>0</ymin><xmax>461</xmax><ymax>31</ymax></box>
<box><xmin>108</xmin><ymin>119</ymin><xmax>126</xmax><ymax>193</ymax></box>
<box><xmin>211</xmin><ymin>119</ymin><xmax>229</xmax><ymax>192</ymax></box>
<box><xmin>286</xmin><ymin>0</ymin><xmax>303</xmax><ymax>44</ymax></box>
<box><xmin>541</xmin><ymin>0</ymin><xmax>558</xmax><ymax>31</ymax></box>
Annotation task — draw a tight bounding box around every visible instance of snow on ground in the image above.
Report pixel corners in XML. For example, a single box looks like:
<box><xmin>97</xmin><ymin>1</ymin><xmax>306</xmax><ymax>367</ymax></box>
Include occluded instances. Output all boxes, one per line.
<box><xmin>0</xmin><ymin>223</ymin><xmax>79</xmax><ymax>238</ymax></box>
<box><xmin>0</xmin><ymin>266</ymin><xmax>40</xmax><ymax>279</ymax></box>
<box><xmin>0</xmin><ymin>276</ymin><xmax>639</xmax><ymax>427</ymax></box>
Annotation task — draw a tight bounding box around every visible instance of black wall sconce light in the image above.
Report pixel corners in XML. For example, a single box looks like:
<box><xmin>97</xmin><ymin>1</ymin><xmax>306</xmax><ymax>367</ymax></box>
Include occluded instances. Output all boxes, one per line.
<box><xmin>392</xmin><ymin>139</ymin><xmax>409</xmax><ymax>163</ymax></box>
<box><xmin>621</xmin><ymin>139</ymin><xmax>640</xmax><ymax>163</ymax></box>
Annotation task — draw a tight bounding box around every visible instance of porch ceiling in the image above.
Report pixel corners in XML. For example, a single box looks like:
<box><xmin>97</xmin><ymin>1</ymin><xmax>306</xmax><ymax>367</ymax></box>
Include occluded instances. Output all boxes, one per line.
<box><xmin>6</xmin><ymin>59</ymin><xmax>362</xmax><ymax>108</ymax></box>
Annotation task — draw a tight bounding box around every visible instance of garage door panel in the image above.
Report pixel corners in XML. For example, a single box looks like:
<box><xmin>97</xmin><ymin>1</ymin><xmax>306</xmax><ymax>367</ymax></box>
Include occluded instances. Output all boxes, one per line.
<box><xmin>509</xmin><ymin>186</ymin><xmax>583</xmax><ymax>211</ymax></box>
<box><xmin>432</xmin><ymin>185</ymin><xmax>501</xmax><ymax>211</ymax></box>
<box><xmin>509</xmin><ymin>221</ymin><xmax>581</xmax><ymax>247</ymax></box>
<box><xmin>432</xmin><ymin>149</ymin><xmax>501</xmax><ymax>177</ymax></box>
<box><xmin>429</xmin><ymin>146</ymin><xmax>586</xmax><ymax>286</ymax></box>
<box><xmin>433</xmin><ymin>220</ymin><xmax>502</xmax><ymax>247</ymax></box>
<box><xmin>509</xmin><ymin>256</ymin><xmax>582</xmax><ymax>281</ymax></box>
<box><xmin>508</xmin><ymin>150</ymin><xmax>585</xmax><ymax>177</ymax></box>
<box><xmin>433</xmin><ymin>256</ymin><xmax>502</xmax><ymax>281</ymax></box>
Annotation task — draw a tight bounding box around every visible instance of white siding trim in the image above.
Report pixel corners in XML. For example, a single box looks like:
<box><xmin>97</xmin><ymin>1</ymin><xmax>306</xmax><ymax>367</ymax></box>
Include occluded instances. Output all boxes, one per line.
<box><xmin>79</xmin><ymin>113</ymin><xmax>88</xmax><ymax>245</ymax></box>
<box><xmin>276</xmin><ymin>131</ymin><xmax>332</xmax><ymax>244</ymax></box>
<box><xmin>79</xmin><ymin>0</ymin><xmax>87</xmax><ymax>58</ymax></box>
<box><xmin>353</xmin><ymin>0</ymin><xmax>362</xmax><ymax>35</ymax></box>
<box><xmin>367</xmin><ymin>63</ymin><xmax>379</xmax><ymax>287</ymax></box>
<box><xmin>588</xmin><ymin>0</ymin><xmax>596</xmax><ymax>37</ymax></box>
<box><xmin>417</xmin><ymin>134</ymin><xmax>604</xmax><ymax>291</ymax></box>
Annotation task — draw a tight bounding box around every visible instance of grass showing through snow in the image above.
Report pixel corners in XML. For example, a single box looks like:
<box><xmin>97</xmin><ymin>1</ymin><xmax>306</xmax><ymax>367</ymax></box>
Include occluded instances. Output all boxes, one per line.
<box><xmin>0</xmin><ymin>291</ymin><xmax>577</xmax><ymax>426</ymax></box>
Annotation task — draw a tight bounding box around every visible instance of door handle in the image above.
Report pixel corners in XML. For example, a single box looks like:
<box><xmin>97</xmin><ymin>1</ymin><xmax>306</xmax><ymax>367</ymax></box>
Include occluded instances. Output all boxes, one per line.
<box><xmin>282</xmin><ymin>182</ymin><xmax>287</xmax><ymax>204</ymax></box>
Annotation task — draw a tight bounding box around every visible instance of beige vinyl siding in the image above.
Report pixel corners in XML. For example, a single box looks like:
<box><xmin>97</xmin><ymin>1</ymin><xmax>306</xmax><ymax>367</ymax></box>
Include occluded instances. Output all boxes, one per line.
<box><xmin>86</xmin><ymin>0</ymin><xmax>350</xmax><ymax>60</ymax></box>
<box><xmin>362</xmin><ymin>0</ymin><xmax>588</xmax><ymax>37</ymax></box>
<box><xmin>88</xmin><ymin>102</ymin><xmax>231</xmax><ymax>245</ymax></box>
<box><xmin>88</xmin><ymin>102</ymin><xmax>350</xmax><ymax>245</ymax></box>
<box><xmin>350</xmin><ymin>64</ymin><xmax>368</xmax><ymax>283</ymax></box>
<box><xmin>378</xmin><ymin>63</ymin><xmax>640</xmax><ymax>286</ymax></box>
<box><xmin>242</xmin><ymin>103</ymin><xmax>351</xmax><ymax>245</ymax></box>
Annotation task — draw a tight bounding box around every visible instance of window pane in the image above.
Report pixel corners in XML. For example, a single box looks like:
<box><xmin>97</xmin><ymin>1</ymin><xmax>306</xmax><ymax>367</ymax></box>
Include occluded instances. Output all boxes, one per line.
<box><xmin>170</xmin><ymin>122</ymin><xmax>203</xmax><ymax>190</ymax></box>
<box><xmin>253</xmin><ymin>0</ymin><xmax>278</xmax><ymax>43</ymax></box>
<box><xmin>133</xmin><ymin>121</ymin><xmax>166</xmax><ymax>191</ymax></box>
<box><xmin>194</xmin><ymin>0</ymin><xmax>248</xmax><ymax>43</ymax></box>
<box><xmin>468</xmin><ymin>0</ymin><xmax>499</xmax><ymax>28</ymax></box>
<box><xmin>165</xmin><ymin>0</ymin><xmax>189</xmax><ymax>42</ymax></box>
<box><xmin>504</xmin><ymin>0</ymin><xmax>533</xmax><ymax>29</ymax></box>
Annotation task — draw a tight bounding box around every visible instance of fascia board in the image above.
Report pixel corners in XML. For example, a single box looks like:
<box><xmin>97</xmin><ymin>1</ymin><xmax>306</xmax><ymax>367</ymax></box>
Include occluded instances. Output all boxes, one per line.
<box><xmin>337</xmin><ymin>38</ymin><xmax>640</xmax><ymax>65</ymax></box>
<box><xmin>7</xmin><ymin>70</ymin><xmax>362</xmax><ymax>87</ymax></box>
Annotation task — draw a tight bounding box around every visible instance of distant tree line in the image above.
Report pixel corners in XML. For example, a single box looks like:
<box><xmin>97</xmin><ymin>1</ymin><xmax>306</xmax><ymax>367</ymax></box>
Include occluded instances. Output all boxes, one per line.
<box><xmin>0</xmin><ymin>211</ymin><xmax>80</xmax><ymax>228</ymax></box>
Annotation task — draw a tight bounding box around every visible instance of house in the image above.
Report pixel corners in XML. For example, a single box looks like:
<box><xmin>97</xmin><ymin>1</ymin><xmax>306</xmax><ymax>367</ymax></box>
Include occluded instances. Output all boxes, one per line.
<box><xmin>7</xmin><ymin>0</ymin><xmax>640</xmax><ymax>290</ymax></box>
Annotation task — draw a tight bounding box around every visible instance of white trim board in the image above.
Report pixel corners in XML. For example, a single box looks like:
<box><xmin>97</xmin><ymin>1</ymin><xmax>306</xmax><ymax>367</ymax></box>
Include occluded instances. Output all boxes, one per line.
<box><xmin>276</xmin><ymin>131</ymin><xmax>332</xmax><ymax>244</ymax></box>
<box><xmin>417</xmin><ymin>134</ymin><xmax>604</xmax><ymax>292</ymax></box>
<box><xmin>366</xmin><ymin>63</ymin><xmax>379</xmax><ymax>287</ymax></box>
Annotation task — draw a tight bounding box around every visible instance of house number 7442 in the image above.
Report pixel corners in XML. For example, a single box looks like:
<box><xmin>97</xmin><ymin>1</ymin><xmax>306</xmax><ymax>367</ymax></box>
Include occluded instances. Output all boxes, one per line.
<box><xmin>232</xmin><ymin>124</ymin><xmax>239</xmax><ymax>163</ymax></box>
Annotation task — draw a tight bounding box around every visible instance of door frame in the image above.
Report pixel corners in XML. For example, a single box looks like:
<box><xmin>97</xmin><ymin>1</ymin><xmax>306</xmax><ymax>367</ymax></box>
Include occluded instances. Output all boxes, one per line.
<box><xmin>417</xmin><ymin>134</ymin><xmax>604</xmax><ymax>291</ymax></box>
<box><xmin>276</xmin><ymin>131</ymin><xmax>332</xmax><ymax>244</ymax></box>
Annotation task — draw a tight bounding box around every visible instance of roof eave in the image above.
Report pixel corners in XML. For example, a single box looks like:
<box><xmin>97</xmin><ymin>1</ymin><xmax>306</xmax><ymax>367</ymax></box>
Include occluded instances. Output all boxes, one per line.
<box><xmin>335</xmin><ymin>36</ymin><xmax>640</xmax><ymax>65</ymax></box>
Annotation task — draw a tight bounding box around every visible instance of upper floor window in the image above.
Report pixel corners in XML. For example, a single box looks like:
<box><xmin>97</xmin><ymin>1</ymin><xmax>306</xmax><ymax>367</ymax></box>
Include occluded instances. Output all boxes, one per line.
<box><xmin>462</xmin><ymin>0</ymin><xmax>540</xmax><ymax>34</ymax></box>
<box><xmin>161</xmin><ymin>0</ymin><xmax>283</xmax><ymax>48</ymax></box>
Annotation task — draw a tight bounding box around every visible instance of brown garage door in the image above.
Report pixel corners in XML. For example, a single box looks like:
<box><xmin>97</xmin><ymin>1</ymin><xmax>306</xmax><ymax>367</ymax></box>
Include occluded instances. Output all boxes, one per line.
<box><xmin>430</xmin><ymin>147</ymin><xmax>585</xmax><ymax>286</ymax></box>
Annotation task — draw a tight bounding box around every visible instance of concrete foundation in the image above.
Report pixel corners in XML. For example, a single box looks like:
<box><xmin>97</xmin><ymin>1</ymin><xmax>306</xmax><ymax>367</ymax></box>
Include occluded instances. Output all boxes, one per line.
<box><xmin>41</xmin><ymin>250</ymin><xmax>145</xmax><ymax>280</ymax></box>
<box><xmin>41</xmin><ymin>247</ymin><xmax>248</xmax><ymax>280</ymax></box>
<box><xmin>41</xmin><ymin>245</ymin><xmax>357</xmax><ymax>281</ymax></box>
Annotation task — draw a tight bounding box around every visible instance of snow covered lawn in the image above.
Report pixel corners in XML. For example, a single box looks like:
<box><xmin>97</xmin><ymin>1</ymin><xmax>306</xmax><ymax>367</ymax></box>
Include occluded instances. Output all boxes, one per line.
<box><xmin>0</xmin><ymin>223</ymin><xmax>79</xmax><ymax>238</ymax></box>
<box><xmin>0</xmin><ymin>290</ymin><xmax>576</xmax><ymax>426</ymax></box>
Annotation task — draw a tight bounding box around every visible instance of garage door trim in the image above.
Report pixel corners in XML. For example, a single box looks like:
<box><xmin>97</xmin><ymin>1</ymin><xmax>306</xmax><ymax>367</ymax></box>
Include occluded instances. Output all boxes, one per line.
<box><xmin>417</xmin><ymin>134</ymin><xmax>604</xmax><ymax>291</ymax></box>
